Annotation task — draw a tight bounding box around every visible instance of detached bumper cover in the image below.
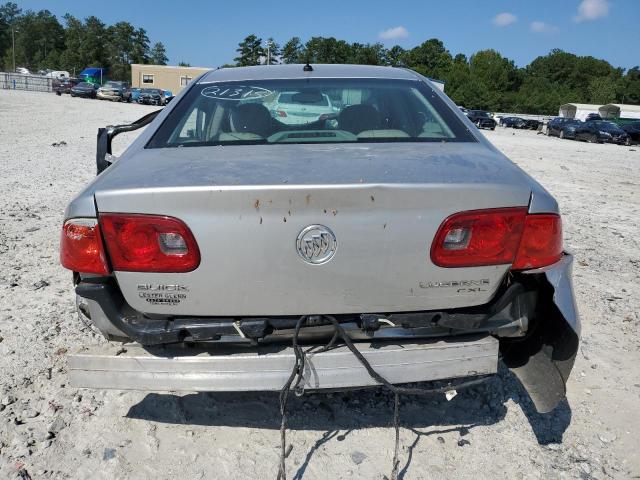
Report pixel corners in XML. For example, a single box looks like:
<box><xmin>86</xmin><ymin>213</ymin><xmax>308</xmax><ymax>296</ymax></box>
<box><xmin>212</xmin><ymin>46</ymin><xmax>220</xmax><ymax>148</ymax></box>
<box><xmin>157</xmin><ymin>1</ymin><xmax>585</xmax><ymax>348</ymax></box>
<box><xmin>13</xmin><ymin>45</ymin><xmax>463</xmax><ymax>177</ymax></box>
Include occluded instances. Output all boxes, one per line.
<box><xmin>69</xmin><ymin>336</ymin><xmax>498</xmax><ymax>392</ymax></box>
<box><xmin>501</xmin><ymin>253</ymin><xmax>580</xmax><ymax>413</ymax></box>
<box><xmin>70</xmin><ymin>254</ymin><xmax>579</xmax><ymax>413</ymax></box>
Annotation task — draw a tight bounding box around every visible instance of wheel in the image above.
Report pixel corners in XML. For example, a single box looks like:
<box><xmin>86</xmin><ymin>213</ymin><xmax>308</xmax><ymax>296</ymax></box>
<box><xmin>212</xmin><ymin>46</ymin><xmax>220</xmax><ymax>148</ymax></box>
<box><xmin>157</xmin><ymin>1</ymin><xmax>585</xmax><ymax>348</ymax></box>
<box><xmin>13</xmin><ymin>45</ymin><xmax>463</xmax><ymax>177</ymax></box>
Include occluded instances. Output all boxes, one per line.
<box><xmin>625</xmin><ymin>137</ymin><xmax>631</xmax><ymax>146</ymax></box>
<box><xmin>490</xmin><ymin>126</ymin><xmax>495</xmax><ymax>131</ymax></box>
<box><xmin>559</xmin><ymin>130</ymin><xmax>564</xmax><ymax>139</ymax></box>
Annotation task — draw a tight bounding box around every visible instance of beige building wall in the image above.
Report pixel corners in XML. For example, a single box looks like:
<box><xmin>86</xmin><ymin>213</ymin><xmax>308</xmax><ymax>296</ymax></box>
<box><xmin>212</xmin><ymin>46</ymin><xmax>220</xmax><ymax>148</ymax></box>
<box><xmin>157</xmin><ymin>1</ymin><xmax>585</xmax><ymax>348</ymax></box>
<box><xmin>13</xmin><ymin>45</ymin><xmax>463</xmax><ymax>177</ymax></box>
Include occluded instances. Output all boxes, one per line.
<box><xmin>130</xmin><ymin>64</ymin><xmax>211</xmax><ymax>93</ymax></box>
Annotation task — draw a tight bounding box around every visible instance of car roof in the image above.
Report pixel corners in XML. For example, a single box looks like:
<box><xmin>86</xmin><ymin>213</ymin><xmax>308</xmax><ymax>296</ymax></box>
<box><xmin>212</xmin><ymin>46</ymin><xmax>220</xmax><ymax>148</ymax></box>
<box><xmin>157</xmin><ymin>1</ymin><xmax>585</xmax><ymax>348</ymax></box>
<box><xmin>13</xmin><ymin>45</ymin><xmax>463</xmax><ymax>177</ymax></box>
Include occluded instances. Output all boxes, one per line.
<box><xmin>199</xmin><ymin>64</ymin><xmax>421</xmax><ymax>83</ymax></box>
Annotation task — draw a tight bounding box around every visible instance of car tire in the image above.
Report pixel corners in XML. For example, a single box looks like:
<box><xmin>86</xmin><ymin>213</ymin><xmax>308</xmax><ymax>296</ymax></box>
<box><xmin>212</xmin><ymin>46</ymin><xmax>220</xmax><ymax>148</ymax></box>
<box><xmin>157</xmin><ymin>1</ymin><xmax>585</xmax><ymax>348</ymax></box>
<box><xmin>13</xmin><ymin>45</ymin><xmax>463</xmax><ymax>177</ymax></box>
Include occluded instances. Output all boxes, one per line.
<box><xmin>559</xmin><ymin>130</ymin><xmax>565</xmax><ymax>139</ymax></box>
<box><xmin>490</xmin><ymin>126</ymin><xmax>495</xmax><ymax>131</ymax></box>
<box><xmin>625</xmin><ymin>137</ymin><xmax>631</xmax><ymax>146</ymax></box>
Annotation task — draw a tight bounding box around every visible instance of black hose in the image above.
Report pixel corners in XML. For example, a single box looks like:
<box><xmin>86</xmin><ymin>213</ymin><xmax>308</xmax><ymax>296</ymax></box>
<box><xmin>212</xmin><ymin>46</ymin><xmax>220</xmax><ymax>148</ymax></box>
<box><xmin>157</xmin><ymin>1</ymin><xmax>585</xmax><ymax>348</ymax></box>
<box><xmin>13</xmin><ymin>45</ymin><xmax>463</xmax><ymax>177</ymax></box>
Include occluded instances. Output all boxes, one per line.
<box><xmin>277</xmin><ymin>315</ymin><xmax>490</xmax><ymax>480</ymax></box>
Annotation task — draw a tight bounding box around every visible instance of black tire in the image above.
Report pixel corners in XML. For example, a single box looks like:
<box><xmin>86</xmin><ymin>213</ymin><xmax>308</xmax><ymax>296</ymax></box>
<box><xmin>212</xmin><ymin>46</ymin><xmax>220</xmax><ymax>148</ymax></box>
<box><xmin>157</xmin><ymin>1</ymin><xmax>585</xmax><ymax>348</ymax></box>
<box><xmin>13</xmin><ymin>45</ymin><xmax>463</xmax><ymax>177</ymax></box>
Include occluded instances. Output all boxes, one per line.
<box><xmin>490</xmin><ymin>126</ymin><xmax>495</xmax><ymax>131</ymax></box>
<box><xmin>625</xmin><ymin>137</ymin><xmax>631</xmax><ymax>146</ymax></box>
<box><xmin>559</xmin><ymin>130</ymin><xmax>565</xmax><ymax>139</ymax></box>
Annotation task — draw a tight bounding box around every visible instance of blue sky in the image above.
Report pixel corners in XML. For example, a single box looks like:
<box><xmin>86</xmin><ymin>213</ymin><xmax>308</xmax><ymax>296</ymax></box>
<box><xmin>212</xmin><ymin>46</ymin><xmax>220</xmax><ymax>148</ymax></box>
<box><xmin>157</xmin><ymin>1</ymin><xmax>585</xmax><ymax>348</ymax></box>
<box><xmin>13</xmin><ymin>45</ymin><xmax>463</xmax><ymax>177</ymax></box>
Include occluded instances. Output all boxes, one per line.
<box><xmin>17</xmin><ymin>0</ymin><xmax>640</xmax><ymax>70</ymax></box>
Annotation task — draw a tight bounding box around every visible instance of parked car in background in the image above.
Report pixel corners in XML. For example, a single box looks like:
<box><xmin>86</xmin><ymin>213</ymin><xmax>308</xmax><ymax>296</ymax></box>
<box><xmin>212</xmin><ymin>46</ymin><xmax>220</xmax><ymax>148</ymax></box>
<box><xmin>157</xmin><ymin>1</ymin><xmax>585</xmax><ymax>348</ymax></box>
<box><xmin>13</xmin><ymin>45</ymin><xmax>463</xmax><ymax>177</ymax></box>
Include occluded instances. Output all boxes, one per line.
<box><xmin>137</xmin><ymin>88</ymin><xmax>165</xmax><ymax>106</ymax></box>
<box><xmin>465</xmin><ymin>110</ymin><xmax>496</xmax><ymax>130</ymax></box>
<box><xmin>54</xmin><ymin>78</ymin><xmax>81</xmax><ymax>95</ymax></box>
<box><xmin>500</xmin><ymin>117</ymin><xmax>527</xmax><ymax>128</ymax></box>
<box><xmin>574</xmin><ymin>120</ymin><xmax>630</xmax><ymax>144</ymax></box>
<box><xmin>164</xmin><ymin>90</ymin><xmax>175</xmax><ymax>104</ymax></box>
<box><xmin>621</xmin><ymin>122</ymin><xmax>640</xmax><ymax>145</ymax></box>
<box><xmin>61</xmin><ymin>64</ymin><xmax>578</xmax><ymax>419</ymax></box>
<box><xmin>558</xmin><ymin>119</ymin><xmax>582</xmax><ymax>140</ymax></box>
<box><xmin>547</xmin><ymin>117</ymin><xmax>577</xmax><ymax>137</ymax></box>
<box><xmin>268</xmin><ymin>90</ymin><xmax>339</xmax><ymax>125</ymax></box>
<box><xmin>523</xmin><ymin>119</ymin><xmax>541</xmax><ymax>130</ymax></box>
<box><xmin>15</xmin><ymin>67</ymin><xmax>30</xmax><ymax>75</ymax></box>
<box><xmin>70</xmin><ymin>82</ymin><xmax>99</xmax><ymax>99</ymax></box>
<box><xmin>46</xmin><ymin>70</ymin><xmax>71</xmax><ymax>80</ymax></box>
<box><xmin>97</xmin><ymin>81</ymin><xmax>129</xmax><ymax>101</ymax></box>
<box><xmin>123</xmin><ymin>87</ymin><xmax>142</xmax><ymax>103</ymax></box>
<box><xmin>585</xmin><ymin>113</ymin><xmax>602</xmax><ymax>122</ymax></box>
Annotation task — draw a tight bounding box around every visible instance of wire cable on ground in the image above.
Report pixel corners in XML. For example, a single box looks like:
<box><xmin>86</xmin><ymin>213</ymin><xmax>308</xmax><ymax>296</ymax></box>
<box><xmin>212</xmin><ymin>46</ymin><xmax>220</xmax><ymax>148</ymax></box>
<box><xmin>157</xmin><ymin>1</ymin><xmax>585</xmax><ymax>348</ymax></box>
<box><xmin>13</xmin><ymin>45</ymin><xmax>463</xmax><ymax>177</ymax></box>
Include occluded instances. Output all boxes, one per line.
<box><xmin>277</xmin><ymin>315</ymin><xmax>490</xmax><ymax>480</ymax></box>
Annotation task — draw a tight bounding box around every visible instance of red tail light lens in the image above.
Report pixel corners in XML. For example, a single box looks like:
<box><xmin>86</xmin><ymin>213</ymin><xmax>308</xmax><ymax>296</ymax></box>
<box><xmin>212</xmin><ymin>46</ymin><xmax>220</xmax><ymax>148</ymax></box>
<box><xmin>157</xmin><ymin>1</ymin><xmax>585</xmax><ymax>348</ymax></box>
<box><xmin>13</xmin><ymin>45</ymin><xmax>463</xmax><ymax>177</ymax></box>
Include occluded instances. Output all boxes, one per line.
<box><xmin>431</xmin><ymin>208</ymin><xmax>527</xmax><ymax>267</ymax></box>
<box><xmin>511</xmin><ymin>214</ymin><xmax>562</xmax><ymax>270</ymax></box>
<box><xmin>60</xmin><ymin>219</ymin><xmax>110</xmax><ymax>275</ymax></box>
<box><xmin>431</xmin><ymin>208</ymin><xmax>562</xmax><ymax>269</ymax></box>
<box><xmin>99</xmin><ymin>214</ymin><xmax>200</xmax><ymax>272</ymax></box>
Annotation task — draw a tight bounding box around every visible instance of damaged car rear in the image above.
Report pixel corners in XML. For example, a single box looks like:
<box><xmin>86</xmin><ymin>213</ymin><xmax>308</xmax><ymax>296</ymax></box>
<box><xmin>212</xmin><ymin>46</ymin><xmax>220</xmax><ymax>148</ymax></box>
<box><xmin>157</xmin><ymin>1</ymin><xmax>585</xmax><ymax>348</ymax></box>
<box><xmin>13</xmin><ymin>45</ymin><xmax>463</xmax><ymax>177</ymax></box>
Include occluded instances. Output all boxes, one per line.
<box><xmin>60</xmin><ymin>64</ymin><xmax>579</xmax><ymax>414</ymax></box>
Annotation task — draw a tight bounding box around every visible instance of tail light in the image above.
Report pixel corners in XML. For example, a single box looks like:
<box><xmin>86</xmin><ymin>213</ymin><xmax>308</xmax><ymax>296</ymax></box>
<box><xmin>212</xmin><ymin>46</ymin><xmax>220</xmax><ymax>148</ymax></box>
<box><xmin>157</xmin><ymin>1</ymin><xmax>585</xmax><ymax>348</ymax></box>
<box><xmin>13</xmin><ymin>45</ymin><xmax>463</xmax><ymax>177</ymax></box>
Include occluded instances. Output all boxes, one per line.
<box><xmin>99</xmin><ymin>213</ymin><xmax>200</xmax><ymax>272</ymax></box>
<box><xmin>431</xmin><ymin>208</ymin><xmax>562</xmax><ymax>269</ymax></box>
<box><xmin>511</xmin><ymin>214</ymin><xmax>562</xmax><ymax>270</ymax></box>
<box><xmin>276</xmin><ymin>110</ymin><xmax>287</xmax><ymax>117</ymax></box>
<box><xmin>60</xmin><ymin>219</ymin><xmax>110</xmax><ymax>275</ymax></box>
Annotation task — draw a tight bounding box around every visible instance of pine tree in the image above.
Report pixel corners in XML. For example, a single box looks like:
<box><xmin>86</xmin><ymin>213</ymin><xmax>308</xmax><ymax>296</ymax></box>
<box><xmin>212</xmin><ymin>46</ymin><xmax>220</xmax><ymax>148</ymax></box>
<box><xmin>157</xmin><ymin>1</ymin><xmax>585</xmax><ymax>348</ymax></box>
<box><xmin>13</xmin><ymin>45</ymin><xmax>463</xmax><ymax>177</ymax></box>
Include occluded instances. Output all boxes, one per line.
<box><xmin>234</xmin><ymin>34</ymin><xmax>263</xmax><ymax>66</ymax></box>
<box><xmin>150</xmin><ymin>42</ymin><xmax>168</xmax><ymax>65</ymax></box>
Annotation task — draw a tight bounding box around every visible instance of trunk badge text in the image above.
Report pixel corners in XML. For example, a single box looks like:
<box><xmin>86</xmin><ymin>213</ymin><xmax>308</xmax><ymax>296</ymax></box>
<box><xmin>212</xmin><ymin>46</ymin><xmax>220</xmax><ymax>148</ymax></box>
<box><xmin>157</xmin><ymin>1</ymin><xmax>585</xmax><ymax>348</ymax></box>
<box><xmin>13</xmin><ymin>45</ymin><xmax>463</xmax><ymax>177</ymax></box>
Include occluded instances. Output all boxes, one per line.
<box><xmin>296</xmin><ymin>225</ymin><xmax>337</xmax><ymax>265</ymax></box>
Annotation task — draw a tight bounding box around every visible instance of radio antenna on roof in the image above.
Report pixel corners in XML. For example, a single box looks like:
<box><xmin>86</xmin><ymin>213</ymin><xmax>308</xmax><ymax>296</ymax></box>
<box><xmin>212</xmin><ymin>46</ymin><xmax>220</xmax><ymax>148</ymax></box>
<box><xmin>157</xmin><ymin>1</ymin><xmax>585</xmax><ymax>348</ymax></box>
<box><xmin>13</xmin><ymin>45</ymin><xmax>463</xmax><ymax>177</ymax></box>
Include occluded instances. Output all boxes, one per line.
<box><xmin>303</xmin><ymin>62</ymin><xmax>313</xmax><ymax>72</ymax></box>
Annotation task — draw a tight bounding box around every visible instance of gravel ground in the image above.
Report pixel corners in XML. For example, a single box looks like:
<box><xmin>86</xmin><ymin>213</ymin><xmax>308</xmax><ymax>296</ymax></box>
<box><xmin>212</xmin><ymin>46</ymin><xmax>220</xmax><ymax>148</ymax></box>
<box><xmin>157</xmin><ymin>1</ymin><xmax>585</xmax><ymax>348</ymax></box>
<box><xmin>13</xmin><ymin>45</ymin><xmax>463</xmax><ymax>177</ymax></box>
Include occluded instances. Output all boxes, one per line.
<box><xmin>1</xmin><ymin>89</ymin><xmax>639</xmax><ymax>480</ymax></box>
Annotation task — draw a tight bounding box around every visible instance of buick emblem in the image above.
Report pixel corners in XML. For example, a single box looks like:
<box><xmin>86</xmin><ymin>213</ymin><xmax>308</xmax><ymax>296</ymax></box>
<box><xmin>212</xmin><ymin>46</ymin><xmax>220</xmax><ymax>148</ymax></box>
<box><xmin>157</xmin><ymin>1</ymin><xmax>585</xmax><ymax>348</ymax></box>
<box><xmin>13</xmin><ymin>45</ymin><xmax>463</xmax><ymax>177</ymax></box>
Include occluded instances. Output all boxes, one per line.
<box><xmin>296</xmin><ymin>225</ymin><xmax>337</xmax><ymax>265</ymax></box>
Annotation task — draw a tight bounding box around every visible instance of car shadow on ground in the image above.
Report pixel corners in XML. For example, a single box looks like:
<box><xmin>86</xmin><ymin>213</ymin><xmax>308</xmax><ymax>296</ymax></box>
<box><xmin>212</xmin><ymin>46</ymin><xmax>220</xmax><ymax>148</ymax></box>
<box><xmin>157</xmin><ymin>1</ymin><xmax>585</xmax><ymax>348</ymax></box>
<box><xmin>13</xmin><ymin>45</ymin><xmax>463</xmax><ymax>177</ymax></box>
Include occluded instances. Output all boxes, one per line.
<box><xmin>126</xmin><ymin>365</ymin><xmax>571</xmax><ymax>479</ymax></box>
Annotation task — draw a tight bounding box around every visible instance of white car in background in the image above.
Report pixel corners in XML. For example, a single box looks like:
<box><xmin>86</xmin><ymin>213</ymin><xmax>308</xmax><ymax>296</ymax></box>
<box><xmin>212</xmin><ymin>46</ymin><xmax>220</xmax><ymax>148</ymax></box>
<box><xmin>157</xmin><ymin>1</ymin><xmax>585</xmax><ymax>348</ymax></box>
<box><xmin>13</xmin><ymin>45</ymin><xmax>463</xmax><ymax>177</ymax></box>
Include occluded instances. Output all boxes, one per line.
<box><xmin>269</xmin><ymin>90</ymin><xmax>339</xmax><ymax>125</ymax></box>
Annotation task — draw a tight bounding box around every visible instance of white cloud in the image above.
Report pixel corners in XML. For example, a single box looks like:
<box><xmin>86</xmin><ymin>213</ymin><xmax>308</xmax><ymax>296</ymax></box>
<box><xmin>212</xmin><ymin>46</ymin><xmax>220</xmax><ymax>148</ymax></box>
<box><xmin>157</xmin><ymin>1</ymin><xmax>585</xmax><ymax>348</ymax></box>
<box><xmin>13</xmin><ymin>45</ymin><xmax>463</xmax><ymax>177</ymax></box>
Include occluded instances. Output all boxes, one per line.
<box><xmin>574</xmin><ymin>0</ymin><xmax>610</xmax><ymax>22</ymax></box>
<box><xmin>493</xmin><ymin>12</ymin><xmax>517</xmax><ymax>27</ymax></box>
<box><xmin>530</xmin><ymin>21</ymin><xmax>559</xmax><ymax>33</ymax></box>
<box><xmin>378</xmin><ymin>26</ymin><xmax>409</xmax><ymax>41</ymax></box>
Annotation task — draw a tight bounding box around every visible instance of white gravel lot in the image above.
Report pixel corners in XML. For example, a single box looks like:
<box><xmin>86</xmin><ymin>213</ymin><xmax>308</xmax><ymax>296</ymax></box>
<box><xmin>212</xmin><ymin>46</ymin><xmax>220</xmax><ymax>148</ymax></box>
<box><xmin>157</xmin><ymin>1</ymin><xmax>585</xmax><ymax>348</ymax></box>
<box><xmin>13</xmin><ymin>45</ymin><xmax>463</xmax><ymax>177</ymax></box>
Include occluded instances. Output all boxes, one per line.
<box><xmin>0</xmin><ymin>89</ymin><xmax>639</xmax><ymax>480</ymax></box>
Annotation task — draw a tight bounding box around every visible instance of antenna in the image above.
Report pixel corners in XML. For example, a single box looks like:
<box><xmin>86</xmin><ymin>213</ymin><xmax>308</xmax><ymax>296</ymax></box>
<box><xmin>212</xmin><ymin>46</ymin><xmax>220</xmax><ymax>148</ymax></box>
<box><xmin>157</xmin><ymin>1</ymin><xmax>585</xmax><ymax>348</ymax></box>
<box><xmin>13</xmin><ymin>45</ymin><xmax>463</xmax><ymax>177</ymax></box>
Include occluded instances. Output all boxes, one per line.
<box><xmin>303</xmin><ymin>63</ymin><xmax>313</xmax><ymax>72</ymax></box>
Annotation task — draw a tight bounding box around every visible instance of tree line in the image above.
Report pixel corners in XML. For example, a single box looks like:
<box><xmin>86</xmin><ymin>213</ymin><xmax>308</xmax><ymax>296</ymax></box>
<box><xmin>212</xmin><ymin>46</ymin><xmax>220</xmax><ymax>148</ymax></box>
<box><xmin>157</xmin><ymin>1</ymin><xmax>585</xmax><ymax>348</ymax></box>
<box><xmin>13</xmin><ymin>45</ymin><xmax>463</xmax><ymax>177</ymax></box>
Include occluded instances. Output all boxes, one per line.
<box><xmin>0</xmin><ymin>2</ymin><xmax>168</xmax><ymax>80</ymax></box>
<box><xmin>234</xmin><ymin>34</ymin><xmax>640</xmax><ymax>114</ymax></box>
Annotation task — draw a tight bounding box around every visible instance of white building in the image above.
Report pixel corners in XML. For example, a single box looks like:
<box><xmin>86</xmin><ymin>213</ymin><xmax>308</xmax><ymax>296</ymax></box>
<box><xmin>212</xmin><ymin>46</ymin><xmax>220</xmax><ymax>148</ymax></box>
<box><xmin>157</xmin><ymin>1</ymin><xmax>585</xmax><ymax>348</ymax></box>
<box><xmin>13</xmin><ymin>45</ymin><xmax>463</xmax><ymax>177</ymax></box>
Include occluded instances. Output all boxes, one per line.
<box><xmin>599</xmin><ymin>104</ymin><xmax>640</xmax><ymax>120</ymax></box>
<box><xmin>558</xmin><ymin>103</ymin><xmax>602</xmax><ymax>121</ymax></box>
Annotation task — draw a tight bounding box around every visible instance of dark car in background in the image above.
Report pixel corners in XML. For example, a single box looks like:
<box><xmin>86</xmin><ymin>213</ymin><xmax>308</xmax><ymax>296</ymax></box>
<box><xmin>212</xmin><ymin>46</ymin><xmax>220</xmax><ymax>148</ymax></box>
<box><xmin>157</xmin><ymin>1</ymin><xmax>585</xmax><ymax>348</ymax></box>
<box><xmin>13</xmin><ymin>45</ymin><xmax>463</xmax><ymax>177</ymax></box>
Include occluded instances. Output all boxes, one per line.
<box><xmin>523</xmin><ymin>119</ymin><xmax>541</xmax><ymax>130</ymax></box>
<box><xmin>123</xmin><ymin>87</ymin><xmax>142</xmax><ymax>103</ymax></box>
<box><xmin>500</xmin><ymin>116</ymin><xmax>526</xmax><ymax>128</ymax></box>
<box><xmin>54</xmin><ymin>78</ymin><xmax>81</xmax><ymax>95</ymax></box>
<box><xmin>621</xmin><ymin>122</ymin><xmax>640</xmax><ymax>145</ymax></box>
<box><xmin>70</xmin><ymin>82</ymin><xmax>99</xmax><ymax>99</ymax></box>
<box><xmin>547</xmin><ymin>117</ymin><xmax>576</xmax><ymax>137</ymax></box>
<box><xmin>137</xmin><ymin>88</ymin><xmax>165</xmax><ymax>106</ymax></box>
<box><xmin>585</xmin><ymin>113</ymin><xmax>602</xmax><ymax>122</ymax></box>
<box><xmin>558</xmin><ymin>119</ymin><xmax>582</xmax><ymax>140</ymax></box>
<box><xmin>466</xmin><ymin>110</ymin><xmax>496</xmax><ymax>130</ymax></box>
<box><xmin>574</xmin><ymin>120</ymin><xmax>630</xmax><ymax>144</ymax></box>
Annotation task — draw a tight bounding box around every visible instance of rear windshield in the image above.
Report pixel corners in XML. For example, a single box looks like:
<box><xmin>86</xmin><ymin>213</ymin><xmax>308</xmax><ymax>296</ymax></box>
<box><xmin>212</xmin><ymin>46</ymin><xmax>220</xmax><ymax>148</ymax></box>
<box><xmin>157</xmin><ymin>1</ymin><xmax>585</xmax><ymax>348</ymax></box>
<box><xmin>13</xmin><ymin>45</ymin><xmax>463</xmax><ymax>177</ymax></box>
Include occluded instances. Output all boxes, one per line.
<box><xmin>147</xmin><ymin>78</ymin><xmax>475</xmax><ymax>148</ymax></box>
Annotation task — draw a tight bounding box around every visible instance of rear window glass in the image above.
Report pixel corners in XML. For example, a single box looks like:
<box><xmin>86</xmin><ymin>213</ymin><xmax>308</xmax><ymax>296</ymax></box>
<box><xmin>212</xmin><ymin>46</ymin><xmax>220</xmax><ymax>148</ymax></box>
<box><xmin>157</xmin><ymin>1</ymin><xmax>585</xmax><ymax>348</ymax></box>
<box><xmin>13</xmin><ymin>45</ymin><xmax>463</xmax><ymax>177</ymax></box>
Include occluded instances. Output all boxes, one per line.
<box><xmin>147</xmin><ymin>78</ymin><xmax>476</xmax><ymax>148</ymax></box>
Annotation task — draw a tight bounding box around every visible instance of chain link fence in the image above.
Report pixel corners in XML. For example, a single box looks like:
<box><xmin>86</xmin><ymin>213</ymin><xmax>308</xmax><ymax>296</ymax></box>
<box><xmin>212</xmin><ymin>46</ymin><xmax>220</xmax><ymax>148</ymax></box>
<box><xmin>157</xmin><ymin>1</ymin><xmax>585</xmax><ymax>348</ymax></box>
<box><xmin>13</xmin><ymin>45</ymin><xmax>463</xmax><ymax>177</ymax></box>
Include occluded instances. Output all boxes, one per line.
<box><xmin>0</xmin><ymin>72</ymin><xmax>53</xmax><ymax>92</ymax></box>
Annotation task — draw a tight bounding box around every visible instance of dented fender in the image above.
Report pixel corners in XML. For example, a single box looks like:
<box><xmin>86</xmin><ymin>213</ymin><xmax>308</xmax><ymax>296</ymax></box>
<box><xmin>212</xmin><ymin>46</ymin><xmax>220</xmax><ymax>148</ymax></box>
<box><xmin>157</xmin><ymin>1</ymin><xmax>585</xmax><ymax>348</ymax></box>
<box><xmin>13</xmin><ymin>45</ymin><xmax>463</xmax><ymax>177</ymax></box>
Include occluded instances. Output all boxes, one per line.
<box><xmin>501</xmin><ymin>253</ymin><xmax>580</xmax><ymax>413</ymax></box>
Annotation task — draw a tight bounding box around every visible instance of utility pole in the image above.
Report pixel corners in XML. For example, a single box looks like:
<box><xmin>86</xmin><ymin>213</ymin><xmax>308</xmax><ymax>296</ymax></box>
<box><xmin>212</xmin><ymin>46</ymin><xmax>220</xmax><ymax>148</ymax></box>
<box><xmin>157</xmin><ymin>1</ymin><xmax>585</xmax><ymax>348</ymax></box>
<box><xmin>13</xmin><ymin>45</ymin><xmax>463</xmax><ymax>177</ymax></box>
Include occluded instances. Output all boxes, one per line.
<box><xmin>264</xmin><ymin>39</ymin><xmax>272</xmax><ymax>66</ymax></box>
<box><xmin>12</xmin><ymin>27</ymin><xmax>16</xmax><ymax>72</ymax></box>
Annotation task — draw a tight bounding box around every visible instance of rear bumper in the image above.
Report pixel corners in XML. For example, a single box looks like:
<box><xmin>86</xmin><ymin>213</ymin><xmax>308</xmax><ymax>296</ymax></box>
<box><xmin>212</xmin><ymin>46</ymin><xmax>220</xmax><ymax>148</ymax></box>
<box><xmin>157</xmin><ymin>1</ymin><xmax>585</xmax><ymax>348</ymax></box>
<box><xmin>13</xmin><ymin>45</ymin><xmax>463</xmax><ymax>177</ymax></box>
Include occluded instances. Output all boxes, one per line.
<box><xmin>69</xmin><ymin>335</ymin><xmax>498</xmax><ymax>392</ymax></box>
<box><xmin>70</xmin><ymin>254</ymin><xmax>579</xmax><ymax>412</ymax></box>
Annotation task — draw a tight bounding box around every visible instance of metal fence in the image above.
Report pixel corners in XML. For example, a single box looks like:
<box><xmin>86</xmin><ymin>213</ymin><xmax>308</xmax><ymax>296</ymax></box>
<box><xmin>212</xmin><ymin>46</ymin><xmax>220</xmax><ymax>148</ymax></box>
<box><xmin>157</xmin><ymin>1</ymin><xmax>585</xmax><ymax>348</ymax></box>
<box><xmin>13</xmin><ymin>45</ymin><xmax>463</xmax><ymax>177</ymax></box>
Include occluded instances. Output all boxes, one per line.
<box><xmin>0</xmin><ymin>72</ymin><xmax>53</xmax><ymax>92</ymax></box>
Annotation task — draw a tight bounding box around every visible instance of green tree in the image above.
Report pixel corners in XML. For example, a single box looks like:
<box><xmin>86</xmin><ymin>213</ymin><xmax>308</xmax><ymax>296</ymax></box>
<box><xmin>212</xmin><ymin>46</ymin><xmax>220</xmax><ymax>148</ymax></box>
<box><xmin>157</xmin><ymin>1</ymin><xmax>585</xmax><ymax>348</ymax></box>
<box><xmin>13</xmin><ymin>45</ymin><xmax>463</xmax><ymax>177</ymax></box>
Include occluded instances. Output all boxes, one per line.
<box><xmin>588</xmin><ymin>76</ymin><xmax>617</xmax><ymax>104</ymax></box>
<box><xmin>178</xmin><ymin>61</ymin><xmax>191</xmax><ymax>67</ymax></box>
<box><xmin>386</xmin><ymin>45</ymin><xmax>406</xmax><ymax>67</ymax></box>
<box><xmin>281</xmin><ymin>36</ymin><xmax>303</xmax><ymax>64</ymax></box>
<box><xmin>265</xmin><ymin>37</ymin><xmax>280</xmax><ymax>64</ymax></box>
<box><xmin>150</xmin><ymin>41</ymin><xmax>168</xmax><ymax>65</ymax></box>
<box><xmin>234</xmin><ymin>34</ymin><xmax>263</xmax><ymax>66</ymax></box>
<box><xmin>304</xmin><ymin>36</ymin><xmax>351</xmax><ymax>64</ymax></box>
<box><xmin>404</xmin><ymin>38</ymin><xmax>452</xmax><ymax>78</ymax></box>
<box><xmin>106</xmin><ymin>22</ymin><xmax>150</xmax><ymax>80</ymax></box>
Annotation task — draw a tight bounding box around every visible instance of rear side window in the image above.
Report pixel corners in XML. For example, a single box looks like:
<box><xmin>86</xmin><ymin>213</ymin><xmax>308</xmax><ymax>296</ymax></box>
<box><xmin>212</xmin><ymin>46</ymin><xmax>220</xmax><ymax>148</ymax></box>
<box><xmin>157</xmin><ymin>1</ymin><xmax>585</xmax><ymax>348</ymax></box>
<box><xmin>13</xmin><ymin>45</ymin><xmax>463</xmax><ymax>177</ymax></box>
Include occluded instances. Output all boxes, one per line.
<box><xmin>147</xmin><ymin>78</ymin><xmax>475</xmax><ymax>148</ymax></box>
